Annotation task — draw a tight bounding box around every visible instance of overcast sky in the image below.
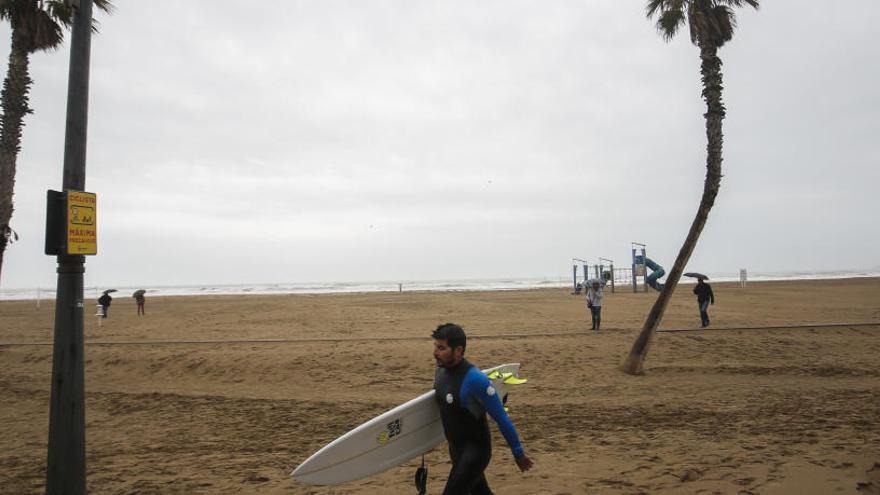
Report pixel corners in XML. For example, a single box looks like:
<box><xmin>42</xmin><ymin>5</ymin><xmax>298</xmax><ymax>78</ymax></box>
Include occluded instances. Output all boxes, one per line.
<box><xmin>1</xmin><ymin>1</ymin><xmax>878</xmax><ymax>289</ymax></box>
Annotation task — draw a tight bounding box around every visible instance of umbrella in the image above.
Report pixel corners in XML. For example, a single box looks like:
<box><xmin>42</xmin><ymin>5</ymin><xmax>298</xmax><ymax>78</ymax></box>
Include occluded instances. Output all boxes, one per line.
<box><xmin>683</xmin><ymin>272</ymin><xmax>709</xmax><ymax>280</ymax></box>
<box><xmin>132</xmin><ymin>289</ymin><xmax>146</xmax><ymax>298</ymax></box>
<box><xmin>102</xmin><ymin>289</ymin><xmax>118</xmax><ymax>295</ymax></box>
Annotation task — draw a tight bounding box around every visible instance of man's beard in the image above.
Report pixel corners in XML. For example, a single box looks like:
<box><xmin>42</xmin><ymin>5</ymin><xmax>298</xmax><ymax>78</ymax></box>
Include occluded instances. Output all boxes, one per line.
<box><xmin>435</xmin><ymin>355</ymin><xmax>459</xmax><ymax>368</ymax></box>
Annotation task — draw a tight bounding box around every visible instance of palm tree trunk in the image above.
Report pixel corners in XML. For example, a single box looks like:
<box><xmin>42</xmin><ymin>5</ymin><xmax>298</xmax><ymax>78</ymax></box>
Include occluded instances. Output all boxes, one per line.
<box><xmin>0</xmin><ymin>30</ymin><xmax>33</xmax><ymax>283</ymax></box>
<box><xmin>621</xmin><ymin>42</ymin><xmax>725</xmax><ymax>375</ymax></box>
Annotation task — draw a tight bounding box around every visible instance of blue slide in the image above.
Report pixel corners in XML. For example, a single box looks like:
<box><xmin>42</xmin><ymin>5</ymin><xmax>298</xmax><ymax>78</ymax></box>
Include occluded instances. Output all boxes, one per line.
<box><xmin>644</xmin><ymin>258</ymin><xmax>665</xmax><ymax>291</ymax></box>
<box><xmin>636</xmin><ymin>256</ymin><xmax>666</xmax><ymax>291</ymax></box>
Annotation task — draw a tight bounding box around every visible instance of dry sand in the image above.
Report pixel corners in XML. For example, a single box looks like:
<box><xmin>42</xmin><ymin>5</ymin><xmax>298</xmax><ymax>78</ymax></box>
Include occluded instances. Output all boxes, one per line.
<box><xmin>1</xmin><ymin>277</ymin><xmax>879</xmax><ymax>494</ymax></box>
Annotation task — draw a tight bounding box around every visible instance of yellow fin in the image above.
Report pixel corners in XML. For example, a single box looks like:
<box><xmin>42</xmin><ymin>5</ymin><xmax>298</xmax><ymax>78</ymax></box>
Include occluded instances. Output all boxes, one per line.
<box><xmin>503</xmin><ymin>376</ymin><xmax>528</xmax><ymax>385</ymax></box>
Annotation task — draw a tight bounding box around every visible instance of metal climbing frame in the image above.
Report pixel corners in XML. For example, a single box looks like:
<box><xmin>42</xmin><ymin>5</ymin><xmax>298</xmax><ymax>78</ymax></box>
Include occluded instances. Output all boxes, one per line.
<box><xmin>572</xmin><ymin>258</ymin><xmax>616</xmax><ymax>294</ymax></box>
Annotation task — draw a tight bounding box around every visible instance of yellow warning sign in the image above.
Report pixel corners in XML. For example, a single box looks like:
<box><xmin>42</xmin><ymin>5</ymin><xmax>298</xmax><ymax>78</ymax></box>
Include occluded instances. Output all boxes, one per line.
<box><xmin>67</xmin><ymin>191</ymin><xmax>97</xmax><ymax>255</ymax></box>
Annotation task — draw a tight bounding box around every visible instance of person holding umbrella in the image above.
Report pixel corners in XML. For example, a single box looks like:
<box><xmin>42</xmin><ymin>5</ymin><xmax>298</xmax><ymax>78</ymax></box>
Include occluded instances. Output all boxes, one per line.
<box><xmin>686</xmin><ymin>273</ymin><xmax>714</xmax><ymax>328</ymax></box>
<box><xmin>133</xmin><ymin>289</ymin><xmax>146</xmax><ymax>316</ymax></box>
<box><xmin>585</xmin><ymin>278</ymin><xmax>605</xmax><ymax>331</ymax></box>
<box><xmin>97</xmin><ymin>289</ymin><xmax>116</xmax><ymax>318</ymax></box>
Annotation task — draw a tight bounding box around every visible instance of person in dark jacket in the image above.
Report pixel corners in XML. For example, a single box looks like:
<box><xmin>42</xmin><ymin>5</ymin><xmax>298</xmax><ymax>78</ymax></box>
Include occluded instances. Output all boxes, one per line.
<box><xmin>133</xmin><ymin>290</ymin><xmax>146</xmax><ymax>316</ymax></box>
<box><xmin>693</xmin><ymin>278</ymin><xmax>715</xmax><ymax>327</ymax></box>
<box><xmin>432</xmin><ymin>323</ymin><xmax>533</xmax><ymax>494</ymax></box>
<box><xmin>97</xmin><ymin>292</ymin><xmax>112</xmax><ymax>318</ymax></box>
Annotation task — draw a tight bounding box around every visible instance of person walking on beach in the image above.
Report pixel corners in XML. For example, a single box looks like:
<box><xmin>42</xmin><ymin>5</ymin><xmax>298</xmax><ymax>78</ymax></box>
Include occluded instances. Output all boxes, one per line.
<box><xmin>133</xmin><ymin>289</ymin><xmax>146</xmax><ymax>316</ymax></box>
<box><xmin>693</xmin><ymin>278</ymin><xmax>715</xmax><ymax>327</ymax></box>
<box><xmin>586</xmin><ymin>279</ymin><xmax>604</xmax><ymax>330</ymax></box>
<box><xmin>97</xmin><ymin>292</ymin><xmax>112</xmax><ymax>318</ymax></box>
<box><xmin>432</xmin><ymin>323</ymin><xmax>533</xmax><ymax>494</ymax></box>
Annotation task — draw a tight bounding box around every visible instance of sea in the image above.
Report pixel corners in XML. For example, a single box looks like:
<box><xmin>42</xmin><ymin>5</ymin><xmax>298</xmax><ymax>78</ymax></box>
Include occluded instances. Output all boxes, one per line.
<box><xmin>1</xmin><ymin>269</ymin><xmax>878</xmax><ymax>301</ymax></box>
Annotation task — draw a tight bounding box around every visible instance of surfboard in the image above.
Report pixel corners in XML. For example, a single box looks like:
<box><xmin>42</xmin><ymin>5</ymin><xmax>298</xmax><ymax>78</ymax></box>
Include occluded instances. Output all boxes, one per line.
<box><xmin>290</xmin><ymin>362</ymin><xmax>526</xmax><ymax>486</ymax></box>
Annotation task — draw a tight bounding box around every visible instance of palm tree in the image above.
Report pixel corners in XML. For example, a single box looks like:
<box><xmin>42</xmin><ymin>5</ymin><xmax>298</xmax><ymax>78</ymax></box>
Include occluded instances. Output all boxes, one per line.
<box><xmin>0</xmin><ymin>0</ymin><xmax>112</xmax><ymax>283</ymax></box>
<box><xmin>621</xmin><ymin>0</ymin><xmax>758</xmax><ymax>375</ymax></box>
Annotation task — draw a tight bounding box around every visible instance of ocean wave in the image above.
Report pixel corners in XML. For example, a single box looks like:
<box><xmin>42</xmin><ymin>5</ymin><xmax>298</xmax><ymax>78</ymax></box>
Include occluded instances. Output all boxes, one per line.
<box><xmin>2</xmin><ymin>270</ymin><xmax>878</xmax><ymax>301</ymax></box>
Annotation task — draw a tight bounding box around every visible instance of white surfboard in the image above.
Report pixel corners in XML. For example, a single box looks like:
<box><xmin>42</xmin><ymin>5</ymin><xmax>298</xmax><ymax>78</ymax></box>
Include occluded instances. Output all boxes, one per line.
<box><xmin>290</xmin><ymin>363</ymin><xmax>525</xmax><ymax>485</ymax></box>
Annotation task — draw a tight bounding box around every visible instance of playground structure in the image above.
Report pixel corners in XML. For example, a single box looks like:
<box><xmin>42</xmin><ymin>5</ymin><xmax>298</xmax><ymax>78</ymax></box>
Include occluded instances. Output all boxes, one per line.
<box><xmin>631</xmin><ymin>242</ymin><xmax>666</xmax><ymax>292</ymax></box>
<box><xmin>571</xmin><ymin>258</ymin><xmax>617</xmax><ymax>294</ymax></box>
<box><xmin>572</xmin><ymin>243</ymin><xmax>671</xmax><ymax>295</ymax></box>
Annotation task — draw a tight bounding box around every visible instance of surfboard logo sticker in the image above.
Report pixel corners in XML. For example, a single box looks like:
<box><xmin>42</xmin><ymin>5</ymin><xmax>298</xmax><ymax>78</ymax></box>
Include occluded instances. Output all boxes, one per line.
<box><xmin>377</xmin><ymin>418</ymin><xmax>403</xmax><ymax>445</ymax></box>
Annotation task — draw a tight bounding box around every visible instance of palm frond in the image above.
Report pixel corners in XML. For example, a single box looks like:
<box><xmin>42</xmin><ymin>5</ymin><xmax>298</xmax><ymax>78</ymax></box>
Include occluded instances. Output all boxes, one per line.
<box><xmin>646</xmin><ymin>0</ymin><xmax>685</xmax><ymax>19</ymax></box>
<box><xmin>3</xmin><ymin>226</ymin><xmax>19</xmax><ymax>244</ymax></box>
<box><xmin>647</xmin><ymin>0</ymin><xmax>757</xmax><ymax>45</ymax></box>
<box><xmin>46</xmin><ymin>1</ymin><xmax>74</xmax><ymax>26</ymax></box>
<box><xmin>93</xmin><ymin>0</ymin><xmax>115</xmax><ymax>15</ymax></box>
<box><xmin>645</xmin><ymin>0</ymin><xmax>668</xmax><ymax>19</ymax></box>
<box><xmin>658</xmin><ymin>9</ymin><xmax>686</xmax><ymax>42</ymax></box>
<box><xmin>45</xmin><ymin>0</ymin><xmax>113</xmax><ymax>34</ymax></box>
<box><xmin>45</xmin><ymin>0</ymin><xmax>114</xmax><ymax>16</ymax></box>
<box><xmin>687</xmin><ymin>5</ymin><xmax>706</xmax><ymax>45</ymax></box>
<box><xmin>0</xmin><ymin>1</ymin><xmax>12</xmax><ymax>22</ymax></box>
<box><xmin>720</xmin><ymin>0</ymin><xmax>759</xmax><ymax>9</ymax></box>
<box><xmin>0</xmin><ymin>0</ymin><xmax>15</xmax><ymax>14</ymax></box>
<box><xmin>20</xmin><ymin>8</ymin><xmax>64</xmax><ymax>51</ymax></box>
<box><xmin>688</xmin><ymin>1</ymin><xmax>746</xmax><ymax>47</ymax></box>
<box><xmin>711</xmin><ymin>5</ymin><xmax>736</xmax><ymax>45</ymax></box>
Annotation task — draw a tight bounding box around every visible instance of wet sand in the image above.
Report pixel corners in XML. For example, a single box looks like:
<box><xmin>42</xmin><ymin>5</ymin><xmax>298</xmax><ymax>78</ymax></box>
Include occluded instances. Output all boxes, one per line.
<box><xmin>1</xmin><ymin>277</ymin><xmax>879</xmax><ymax>494</ymax></box>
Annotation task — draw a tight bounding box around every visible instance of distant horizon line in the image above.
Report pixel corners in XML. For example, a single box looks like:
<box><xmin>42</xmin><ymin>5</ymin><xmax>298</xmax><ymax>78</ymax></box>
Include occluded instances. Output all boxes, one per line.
<box><xmin>5</xmin><ymin>267</ymin><xmax>880</xmax><ymax>291</ymax></box>
<box><xmin>2</xmin><ymin>268</ymin><xmax>878</xmax><ymax>301</ymax></box>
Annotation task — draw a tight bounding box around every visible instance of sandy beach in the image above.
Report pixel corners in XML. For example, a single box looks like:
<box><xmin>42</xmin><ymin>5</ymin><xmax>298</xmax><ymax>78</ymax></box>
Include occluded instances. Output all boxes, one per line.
<box><xmin>1</xmin><ymin>277</ymin><xmax>879</xmax><ymax>494</ymax></box>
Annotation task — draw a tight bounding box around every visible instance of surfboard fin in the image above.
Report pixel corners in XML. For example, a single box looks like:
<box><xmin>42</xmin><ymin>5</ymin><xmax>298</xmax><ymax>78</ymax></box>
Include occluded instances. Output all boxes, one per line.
<box><xmin>500</xmin><ymin>372</ymin><xmax>527</xmax><ymax>385</ymax></box>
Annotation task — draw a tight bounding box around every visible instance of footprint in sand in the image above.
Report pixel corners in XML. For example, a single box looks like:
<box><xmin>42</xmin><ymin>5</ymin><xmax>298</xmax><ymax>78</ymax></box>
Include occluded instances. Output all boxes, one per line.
<box><xmin>856</xmin><ymin>462</ymin><xmax>880</xmax><ymax>494</ymax></box>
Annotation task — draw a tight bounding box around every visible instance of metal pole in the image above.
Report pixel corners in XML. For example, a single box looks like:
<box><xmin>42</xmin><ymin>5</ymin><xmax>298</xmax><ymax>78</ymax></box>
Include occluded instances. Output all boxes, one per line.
<box><xmin>46</xmin><ymin>1</ymin><xmax>93</xmax><ymax>493</ymax></box>
<box><xmin>631</xmin><ymin>247</ymin><xmax>637</xmax><ymax>293</ymax></box>
<box><xmin>599</xmin><ymin>258</ymin><xmax>614</xmax><ymax>294</ymax></box>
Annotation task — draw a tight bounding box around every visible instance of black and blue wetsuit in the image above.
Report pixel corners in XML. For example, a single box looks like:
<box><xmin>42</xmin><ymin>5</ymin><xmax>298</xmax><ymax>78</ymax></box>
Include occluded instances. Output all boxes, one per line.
<box><xmin>434</xmin><ymin>359</ymin><xmax>524</xmax><ymax>495</ymax></box>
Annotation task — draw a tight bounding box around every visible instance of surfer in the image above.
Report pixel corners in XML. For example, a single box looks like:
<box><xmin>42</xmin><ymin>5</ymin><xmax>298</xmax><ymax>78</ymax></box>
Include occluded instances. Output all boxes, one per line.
<box><xmin>432</xmin><ymin>323</ymin><xmax>534</xmax><ymax>494</ymax></box>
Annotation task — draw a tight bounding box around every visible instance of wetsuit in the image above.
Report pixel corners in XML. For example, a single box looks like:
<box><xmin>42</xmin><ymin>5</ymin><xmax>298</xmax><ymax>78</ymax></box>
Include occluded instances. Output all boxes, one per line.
<box><xmin>434</xmin><ymin>359</ymin><xmax>524</xmax><ymax>495</ymax></box>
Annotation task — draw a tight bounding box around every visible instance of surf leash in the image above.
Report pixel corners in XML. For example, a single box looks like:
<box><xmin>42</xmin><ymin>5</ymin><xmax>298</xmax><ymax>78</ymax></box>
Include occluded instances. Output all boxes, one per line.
<box><xmin>415</xmin><ymin>455</ymin><xmax>427</xmax><ymax>494</ymax></box>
